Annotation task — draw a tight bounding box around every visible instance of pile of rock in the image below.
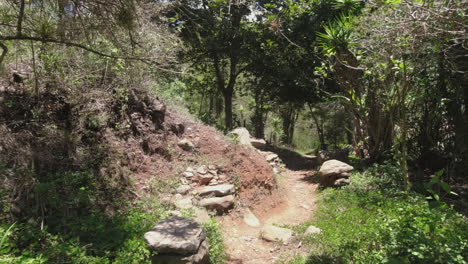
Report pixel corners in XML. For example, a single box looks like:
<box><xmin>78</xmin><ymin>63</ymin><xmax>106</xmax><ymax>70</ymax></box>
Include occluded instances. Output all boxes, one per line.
<box><xmin>318</xmin><ymin>159</ymin><xmax>354</xmax><ymax>187</ymax></box>
<box><xmin>175</xmin><ymin>165</ymin><xmax>237</xmax><ymax>214</ymax></box>
<box><xmin>144</xmin><ymin>216</ymin><xmax>209</xmax><ymax>264</ymax></box>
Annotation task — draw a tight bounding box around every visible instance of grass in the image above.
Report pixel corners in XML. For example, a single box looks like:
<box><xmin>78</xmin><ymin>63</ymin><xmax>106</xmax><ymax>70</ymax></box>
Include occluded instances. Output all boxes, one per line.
<box><xmin>0</xmin><ymin>170</ymin><xmax>227</xmax><ymax>264</ymax></box>
<box><xmin>290</xmin><ymin>163</ymin><xmax>468</xmax><ymax>264</ymax></box>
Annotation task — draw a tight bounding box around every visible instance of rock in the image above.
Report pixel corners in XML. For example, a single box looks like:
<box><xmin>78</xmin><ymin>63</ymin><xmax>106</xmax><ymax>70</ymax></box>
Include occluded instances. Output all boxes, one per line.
<box><xmin>319</xmin><ymin>160</ymin><xmax>354</xmax><ymax>187</ymax></box>
<box><xmin>266</xmin><ymin>153</ymin><xmax>279</xmax><ymax>162</ymax></box>
<box><xmin>186</xmin><ymin>167</ymin><xmax>195</xmax><ymax>173</ymax></box>
<box><xmin>261</xmin><ymin>225</ymin><xmax>295</xmax><ymax>243</ymax></box>
<box><xmin>207</xmin><ymin>165</ymin><xmax>216</xmax><ymax>170</ymax></box>
<box><xmin>152</xmin><ymin>239</ymin><xmax>209</xmax><ymax>264</ymax></box>
<box><xmin>199</xmin><ymin>195</ymin><xmax>235</xmax><ymax>212</ymax></box>
<box><xmin>198</xmin><ymin>184</ymin><xmax>235</xmax><ymax>197</ymax></box>
<box><xmin>273</xmin><ymin>167</ymin><xmax>280</xmax><ymax>174</ymax></box>
<box><xmin>334</xmin><ymin>178</ymin><xmax>350</xmax><ymax>187</ymax></box>
<box><xmin>208</xmin><ymin>180</ymin><xmax>218</xmax><ymax>186</ymax></box>
<box><xmin>250</xmin><ymin>138</ymin><xmax>266</xmax><ymax>148</ymax></box>
<box><xmin>175</xmin><ymin>198</ymin><xmax>193</xmax><ymax>210</ymax></box>
<box><xmin>145</xmin><ymin>216</ymin><xmax>209</xmax><ymax>264</ymax></box>
<box><xmin>177</xmin><ymin>185</ymin><xmax>191</xmax><ymax>195</ymax></box>
<box><xmin>183</xmin><ymin>171</ymin><xmax>195</xmax><ymax>178</ymax></box>
<box><xmin>304</xmin><ymin>225</ymin><xmax>322</xmax><ymax>236</ymax></box>
<box><xmin>229</xmin><ymin>127</ymin><xmax>252</xmax><ymax>146</ymax></box>
<box><xmin>193</xmin><ymin>207</ymin><xmax>211</xmax><ymax>224</ymax></box>
<box><xmin>178</xmin><ymin>139</ymin><xmax>195</xmax><ymax>151</ymax></box>
<box><xmin>144</xmin><ymin>216</ymin><xmax>207</xmax><ymax>255</ymax></box>
<box><xmin>197</xmin><ymin>166</ymin><xmax>208</xmax><ymax>175</ymax></box>
<box><xmin>195</xmin><ymin>173</ymin><xmax>213</xmax><ymax>185</ymax></box>
<box><xmin>243</xmin><ymin>209</ymin><xmax>260</xmax><ymax>227</ymax></box>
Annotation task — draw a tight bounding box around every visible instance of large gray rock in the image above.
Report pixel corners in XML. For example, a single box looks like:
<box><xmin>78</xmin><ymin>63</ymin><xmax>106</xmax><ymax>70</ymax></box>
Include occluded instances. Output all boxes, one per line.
<box><xmin>261</xmin><ymin>225</ymin><xmax>295</xmax><ymax>243</ymax></box>
<box><xmin>198</xmin><ymin>184</ymin><xmax>235</xmax><ymax>197</ymax></box>
<box><xmin>144</xmin><ymin>216</ymin><xmax>207</xmax><ymax>255</ymax></box>
<box><xmin>319</xmin><ymin>159</ymin><xmax>354</xmax><ymax>187</ymax></box>
<box><xmin>229</xmin><ymin>127</ymin><xmax>252</xmax><ymax>146</ymax></box>
<box><xmin>199</xmin><ymin>195</ymin><xmax>235</xmax><ymax>212</ymax></box>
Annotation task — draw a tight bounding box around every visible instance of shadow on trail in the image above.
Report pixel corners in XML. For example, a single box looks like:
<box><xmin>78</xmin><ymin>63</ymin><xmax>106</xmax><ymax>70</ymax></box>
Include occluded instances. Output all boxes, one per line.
<box><xmin>261</xmin><ymin>145</ymin><xmax>318</xmax><ymax>171</ymax></box>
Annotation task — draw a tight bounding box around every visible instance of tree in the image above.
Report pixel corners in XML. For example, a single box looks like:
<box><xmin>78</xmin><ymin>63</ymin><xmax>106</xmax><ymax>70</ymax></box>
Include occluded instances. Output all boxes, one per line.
<box><xmin>168</xmin><ymin>0</ymin><xmax>254</xmax><ymax>131</ymax></box>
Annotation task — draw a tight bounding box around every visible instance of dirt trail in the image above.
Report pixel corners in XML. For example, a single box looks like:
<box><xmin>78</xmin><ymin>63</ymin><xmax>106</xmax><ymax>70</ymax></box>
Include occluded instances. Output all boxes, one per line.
<box><xmin>220</xmin><ymin>166</ymin><xmax>318</xmax><ymax>264</ymax></box>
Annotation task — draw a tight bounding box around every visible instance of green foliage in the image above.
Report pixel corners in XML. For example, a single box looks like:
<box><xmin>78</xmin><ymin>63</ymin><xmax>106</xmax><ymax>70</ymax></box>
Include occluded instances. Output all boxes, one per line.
<box><xmin>0</xmin><ymin>200</ymin><xmax>170</xmax><ymax>263</ymax></box>
<box><xmin>294</xmin><ymin>164</ymin><xmax>468</xmax><ymax>264</ymax></box>
<box><xmin>203</xmin><ymin>218</ymin><xmax>227</xmax><ymax>264</ymax></box>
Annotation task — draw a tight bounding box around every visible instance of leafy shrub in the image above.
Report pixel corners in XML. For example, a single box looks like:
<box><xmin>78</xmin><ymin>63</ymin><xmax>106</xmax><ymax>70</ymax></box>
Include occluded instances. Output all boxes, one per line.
<box><xmin>204</xmin><ymin>218</ymin><xmax>227</xmax><ymax>264</ymax></box>
<box><xmin>295</xmin><ymin>165</ymin><xmax>468</xmax><ymax>264</ymax></box>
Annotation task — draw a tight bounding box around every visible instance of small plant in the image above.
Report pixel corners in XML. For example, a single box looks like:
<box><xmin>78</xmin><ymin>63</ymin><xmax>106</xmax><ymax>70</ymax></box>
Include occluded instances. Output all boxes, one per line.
<box><xmin>203</xmin><ymin>218</ymin><xmax>226</xmax><ymax>264</ymax></box>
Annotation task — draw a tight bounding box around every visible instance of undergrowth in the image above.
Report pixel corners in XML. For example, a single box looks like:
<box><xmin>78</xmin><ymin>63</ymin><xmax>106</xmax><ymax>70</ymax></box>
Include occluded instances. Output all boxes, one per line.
<box><xmin>291</xmin><ymin>163</ymin><xmax>468</xmax><ymax>264</ymax></box>
<box><xmin>0</xmin><ymin>170</ymin><xmax>226</xmax><ymax>263</ymax></box>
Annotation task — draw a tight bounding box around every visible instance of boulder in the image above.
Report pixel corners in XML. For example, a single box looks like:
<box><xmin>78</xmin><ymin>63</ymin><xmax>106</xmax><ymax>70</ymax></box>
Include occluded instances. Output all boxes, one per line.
<box><xmin>199</xmin><ymin>195</ymin><xmax>235</xmax><ymax>212</ymax></box>
<box><xmin>261</xmin><ymin>225</ymin><xmax>295</xmax><ymax>243</ymax></box>
<box><xmin>229</xmin><ymin>127</ymin><xmax>252</xmax><ymax>146</ymax></box>
<box><xmin>250</xmin><ymin>138</ymin><xmax>266</xmax><ymax>148</ymax></box>
<box><xmin>144</xmin><ymin>216</ymin><xmax>209</xmax><ymax>264</ymax></box>
<box><xmin>198</xmin><ymin>184</ymin><xmax>235</xmax><ymax>197</ymax></box>
<box><xmin>304</xmin><ymin>225</ymin><xmax>322</xmax><ymax>236</ymax></box>
<box><xmin>178</xmin><ymin>139</ymin><xmax>195</xmax><ymax>151</ymax></box>
<box><xmin>319</xmin><ymin>159</ymin><xmax>354</xmax><ymax>187</ymax></box>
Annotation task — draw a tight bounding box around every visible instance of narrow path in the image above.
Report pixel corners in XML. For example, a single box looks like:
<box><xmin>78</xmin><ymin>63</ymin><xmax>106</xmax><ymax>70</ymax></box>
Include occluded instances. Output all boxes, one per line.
<box><xmin>220</xmin><ymin>167</ymin><xmax>318</xmax><ymax>264</ymax></box>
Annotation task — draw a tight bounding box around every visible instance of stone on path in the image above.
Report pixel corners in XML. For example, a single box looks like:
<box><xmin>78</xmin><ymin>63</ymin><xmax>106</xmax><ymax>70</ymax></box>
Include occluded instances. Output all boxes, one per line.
<box><xmin>261</xmin><ymin>225</ymin><xmax>295</xmax><ymax>244</ymax></box>
<box><xmin>199</xmin><ymin>195</ymin><xmax>235</xmax><ymax>212</ymax></box>
<box><xmin>304</xmin><ymin>225</ymin><xmax>322</xmax><ymax>236</ymax></box>
<box><xmin>198</xmin><ymin>184</ymin><xmax>235</xmax><ymax>197</ymax></box>
<box><xmin>144</xmin><ymin>216</ymin><xmax>209</xmax><ymax>264</ymax></box>
<box><xmin>243</xmin><ymin>208</ymin><xmax>260</xmax><ymax>227</ymax></box>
